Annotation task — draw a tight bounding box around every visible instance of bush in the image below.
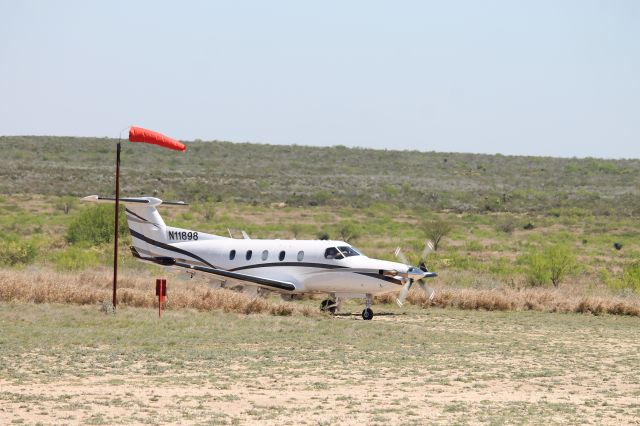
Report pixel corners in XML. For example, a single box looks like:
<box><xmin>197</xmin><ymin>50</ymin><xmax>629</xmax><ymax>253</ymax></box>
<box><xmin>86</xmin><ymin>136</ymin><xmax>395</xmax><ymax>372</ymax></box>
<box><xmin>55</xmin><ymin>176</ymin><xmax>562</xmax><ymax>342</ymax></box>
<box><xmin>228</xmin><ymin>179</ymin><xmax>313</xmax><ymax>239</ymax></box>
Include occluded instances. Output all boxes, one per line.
<box><xmin>53</xmin><ymin>196</ymin><xmax>79</xmax><ymax>214</ymax></box>
<box><xmin>0</xmin><ymin>238</ymin><xmax>37</xmax><ymax>266</ymax></box>
<box><xmin>336</xmin><ymin>221</ymin><xmax>360</xmax><ymax>243</ymax></box>
<box><xmin>521</xmin><ymin>244</ymin><xmax>577</xmax><ymax>287</ymax></box>
<box><xmin>317</xmin><ymin>232</ymin><xmax>330</xmax><ymax>240</ymax></box>
<box><xmin>422</xmin><ymin>218</ymin><xmax>453</xmax><ymax>251</ymax></box>
<box><xmin>547</xmin><ymin>244</ymin><xmax>577</xmax><ymax>286</ymax></box>
<box><xmin>66</xmin><ymin>205</ymin><xmax>127</xmax><ymax>246</ymax></box>
<box><xmin>621</xmin><ymin>262</ymin><xmax>640</xmax><ymax>293</ymax></box>
<box><xmin>522</xmin><ymin>251</ymin><xmax>548</xmax><ymax>286</ymax></box>
<box><xmin>496</xmin><ymin>217</ymin><xmax>517</xmax><ymax>234</ymax></box>
<box><xmin>53</xmin><ymin>246</ymin><xmax>101</xmax><ymax>271</ymax></box>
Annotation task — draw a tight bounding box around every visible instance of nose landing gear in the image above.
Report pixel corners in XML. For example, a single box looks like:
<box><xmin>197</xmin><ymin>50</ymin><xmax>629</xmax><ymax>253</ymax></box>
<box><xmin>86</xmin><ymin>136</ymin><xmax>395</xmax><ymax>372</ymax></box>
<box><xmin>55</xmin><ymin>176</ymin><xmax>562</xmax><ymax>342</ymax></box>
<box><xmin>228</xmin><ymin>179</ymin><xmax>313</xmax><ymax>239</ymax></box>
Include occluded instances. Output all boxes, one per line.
<box><xmin>361</xmin><ymin>294</ymin><xmax>374</xmax><ymax>320</ymax></box>
<box><xmin>362</xmin><ymin>308</ymin><xmax>373</xmax><ymax>320</ymax></box>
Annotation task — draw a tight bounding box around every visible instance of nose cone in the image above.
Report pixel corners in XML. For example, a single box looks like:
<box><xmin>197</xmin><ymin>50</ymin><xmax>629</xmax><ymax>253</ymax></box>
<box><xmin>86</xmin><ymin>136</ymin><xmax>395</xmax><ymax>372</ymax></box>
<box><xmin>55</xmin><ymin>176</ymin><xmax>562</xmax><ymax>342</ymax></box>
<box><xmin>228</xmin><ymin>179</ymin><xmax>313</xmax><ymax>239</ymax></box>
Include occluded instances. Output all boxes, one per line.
<box><xmin>406</xmin><ymin>266</ymin><xmax>437</xmax><ymax>280</ymax></box>
<box><xmin>406</xmin><ymin>266</ymin><xmax>426</xmax><ymax>280</ymax></box>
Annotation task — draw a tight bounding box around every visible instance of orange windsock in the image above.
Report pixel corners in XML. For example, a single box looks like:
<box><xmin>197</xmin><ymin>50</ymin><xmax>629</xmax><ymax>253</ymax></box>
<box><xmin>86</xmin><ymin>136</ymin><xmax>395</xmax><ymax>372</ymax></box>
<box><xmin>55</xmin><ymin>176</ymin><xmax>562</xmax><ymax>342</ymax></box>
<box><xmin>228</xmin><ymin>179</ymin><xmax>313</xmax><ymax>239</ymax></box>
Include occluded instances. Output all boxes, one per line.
<box><xmin>128</xmin><ymin>126</ymin><xmax>186</xmax><ymax>152</ymax></box>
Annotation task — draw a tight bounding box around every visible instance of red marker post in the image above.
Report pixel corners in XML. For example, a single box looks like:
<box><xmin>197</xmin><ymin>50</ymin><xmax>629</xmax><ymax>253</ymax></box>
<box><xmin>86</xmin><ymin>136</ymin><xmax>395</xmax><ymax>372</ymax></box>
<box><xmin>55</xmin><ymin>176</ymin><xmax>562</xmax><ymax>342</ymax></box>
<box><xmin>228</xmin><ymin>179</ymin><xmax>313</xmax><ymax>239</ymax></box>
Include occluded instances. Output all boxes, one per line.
<box><xmin>156</xmin><ymin>279</ymin><xmax>167</xmax><ymax>317</ymax></box>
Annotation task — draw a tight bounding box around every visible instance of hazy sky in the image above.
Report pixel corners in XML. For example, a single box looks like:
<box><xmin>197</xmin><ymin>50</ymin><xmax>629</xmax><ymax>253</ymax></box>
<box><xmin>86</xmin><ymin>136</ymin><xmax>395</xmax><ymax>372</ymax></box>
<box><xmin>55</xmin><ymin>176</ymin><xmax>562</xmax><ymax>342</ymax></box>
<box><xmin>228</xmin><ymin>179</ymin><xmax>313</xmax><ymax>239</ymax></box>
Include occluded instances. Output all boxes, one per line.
<box><xmin>1</xmin><ymin>1</ymin><xmax>638</xmax><ymax>158</ymax></box>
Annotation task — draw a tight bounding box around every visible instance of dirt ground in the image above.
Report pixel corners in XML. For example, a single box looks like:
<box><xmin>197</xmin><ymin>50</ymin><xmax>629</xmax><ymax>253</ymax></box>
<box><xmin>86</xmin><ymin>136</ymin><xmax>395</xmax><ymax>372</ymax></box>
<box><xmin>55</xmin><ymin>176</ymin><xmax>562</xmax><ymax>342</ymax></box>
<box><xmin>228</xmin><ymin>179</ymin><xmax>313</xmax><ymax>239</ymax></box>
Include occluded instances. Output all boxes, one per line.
<box><xmin>1</xmin><ymin>304</ymin><xmax>639</xmax><ymax>425</ymax></box>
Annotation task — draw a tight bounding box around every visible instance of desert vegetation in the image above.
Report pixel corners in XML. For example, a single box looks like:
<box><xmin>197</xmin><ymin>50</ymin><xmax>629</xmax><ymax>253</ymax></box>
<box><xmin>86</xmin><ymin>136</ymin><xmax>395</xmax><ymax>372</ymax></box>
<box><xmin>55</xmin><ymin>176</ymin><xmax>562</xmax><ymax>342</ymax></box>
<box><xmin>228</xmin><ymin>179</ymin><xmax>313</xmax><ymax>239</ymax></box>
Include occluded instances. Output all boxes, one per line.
<box><xmin>2</xmin><ymin>136</ymin><xmax>640</xmax><ymax>216</ymax></box>
<box><xmin>0</xmin><ymin>136</ymin><xmax>639</xmax><ymax>316</ymax></box>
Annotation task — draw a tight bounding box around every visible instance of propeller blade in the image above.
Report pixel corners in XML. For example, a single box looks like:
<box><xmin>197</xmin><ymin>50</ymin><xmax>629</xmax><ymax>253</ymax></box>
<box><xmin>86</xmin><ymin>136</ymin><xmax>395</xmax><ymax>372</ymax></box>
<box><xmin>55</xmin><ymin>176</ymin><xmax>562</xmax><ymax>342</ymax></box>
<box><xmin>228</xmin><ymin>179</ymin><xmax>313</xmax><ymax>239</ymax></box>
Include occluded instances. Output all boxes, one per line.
<box><xmin>394</xmin><ymin>246</ymin><xmax>410</xmax><ymax>266</ymax></box>
<box><xmin>396</xmin><ymin>280</ymin><xmax>413</xmax><ymax>306</ymax></box>
<box><xmin>420</xmin><ymin>240</ymin><xmax>434</xmax><ymax>263</ymax></box>
<box><xmin>418</xmin><ymin>281</ymin><xmax>435</xmax><ymax>301</ymax></box>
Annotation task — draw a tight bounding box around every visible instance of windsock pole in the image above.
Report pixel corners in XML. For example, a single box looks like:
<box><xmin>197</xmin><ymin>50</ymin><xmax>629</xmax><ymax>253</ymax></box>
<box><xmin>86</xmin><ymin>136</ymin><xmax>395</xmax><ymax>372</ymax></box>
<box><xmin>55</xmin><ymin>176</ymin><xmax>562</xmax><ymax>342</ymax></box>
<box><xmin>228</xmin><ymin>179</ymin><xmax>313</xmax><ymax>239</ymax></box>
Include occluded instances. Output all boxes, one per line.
<box><xmin>113</xmin><ymin>142</ymin><xmax>121</xmax><ymax>310</ymax></box>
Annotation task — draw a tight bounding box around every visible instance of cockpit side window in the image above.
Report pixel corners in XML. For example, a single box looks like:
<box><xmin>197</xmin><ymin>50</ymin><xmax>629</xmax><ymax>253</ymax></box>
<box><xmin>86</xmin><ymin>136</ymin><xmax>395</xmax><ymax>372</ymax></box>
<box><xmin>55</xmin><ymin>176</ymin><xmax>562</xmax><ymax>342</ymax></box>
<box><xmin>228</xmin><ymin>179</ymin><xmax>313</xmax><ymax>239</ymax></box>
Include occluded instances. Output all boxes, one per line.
<box><xmin>337</xmin><ymin>246</ymin><xmax>361</xmax><ymax>257</ymax></box>
<box><xmin>324</xmin><ymin>247</ymin><xmax>340</xmax><ymax>260</ymax></box>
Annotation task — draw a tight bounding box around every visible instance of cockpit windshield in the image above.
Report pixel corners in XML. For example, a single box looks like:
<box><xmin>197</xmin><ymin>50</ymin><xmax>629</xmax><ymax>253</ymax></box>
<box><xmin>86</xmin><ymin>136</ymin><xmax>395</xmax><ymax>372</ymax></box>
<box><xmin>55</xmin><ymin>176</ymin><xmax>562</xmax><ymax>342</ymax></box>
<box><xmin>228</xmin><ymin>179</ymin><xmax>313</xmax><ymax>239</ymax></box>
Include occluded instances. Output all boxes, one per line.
<box><xmin>324</xmin><ymin>246</ymin><xmax>363</xmax><ymax>260</ymax></box>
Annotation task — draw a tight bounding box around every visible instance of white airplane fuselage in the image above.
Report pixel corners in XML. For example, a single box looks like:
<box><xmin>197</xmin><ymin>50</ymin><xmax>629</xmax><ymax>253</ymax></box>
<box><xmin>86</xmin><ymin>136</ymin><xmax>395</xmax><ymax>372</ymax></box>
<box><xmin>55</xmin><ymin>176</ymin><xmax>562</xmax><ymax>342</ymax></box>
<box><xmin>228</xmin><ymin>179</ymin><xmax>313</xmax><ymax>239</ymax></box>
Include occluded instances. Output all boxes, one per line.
<box><xmin>167</xmin><ymin>234</ymin><xmax>405</xmax><ymax>296</ymax></box>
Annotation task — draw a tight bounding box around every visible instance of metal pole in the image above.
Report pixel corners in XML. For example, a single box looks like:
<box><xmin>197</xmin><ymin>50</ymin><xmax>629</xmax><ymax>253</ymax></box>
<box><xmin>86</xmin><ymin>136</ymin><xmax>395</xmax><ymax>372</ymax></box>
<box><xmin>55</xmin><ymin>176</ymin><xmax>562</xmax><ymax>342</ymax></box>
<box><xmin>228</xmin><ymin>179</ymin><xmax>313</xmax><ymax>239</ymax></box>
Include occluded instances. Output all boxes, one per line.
<box><xmin>113</xmin><ymin>142</ymin><xmax>121</xmax><ymax>310</ymax></box>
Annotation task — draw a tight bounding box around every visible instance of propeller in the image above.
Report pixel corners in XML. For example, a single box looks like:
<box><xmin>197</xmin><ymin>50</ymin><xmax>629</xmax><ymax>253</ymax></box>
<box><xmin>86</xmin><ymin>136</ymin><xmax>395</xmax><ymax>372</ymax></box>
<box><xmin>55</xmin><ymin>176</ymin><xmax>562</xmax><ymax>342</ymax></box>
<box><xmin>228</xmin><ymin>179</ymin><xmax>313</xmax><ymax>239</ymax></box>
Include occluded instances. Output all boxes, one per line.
<box><xmin>395</xmin><ymin>240</ymin><xmax>436</xmax><ymax>306</ymax></box>
<box><xmin>397</xmin><ymin>279</ymin><xmax>413</xmax><ymax>307</ymax></box>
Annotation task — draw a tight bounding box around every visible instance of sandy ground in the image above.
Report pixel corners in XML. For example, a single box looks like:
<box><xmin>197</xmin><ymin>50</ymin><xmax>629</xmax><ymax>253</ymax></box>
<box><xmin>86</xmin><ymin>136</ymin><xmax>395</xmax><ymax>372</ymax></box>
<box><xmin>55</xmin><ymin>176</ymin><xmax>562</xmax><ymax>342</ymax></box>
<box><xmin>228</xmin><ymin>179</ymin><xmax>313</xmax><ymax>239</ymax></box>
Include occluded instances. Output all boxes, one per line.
<box><xmin>2</xmin><ymin>373</ymin><xmax>639</xmax><ymax>425</ymax></box>
<box><xmin>1</xmin><ymin>308</ymin><xmax>639</xmax><ymax>425</ymax></box>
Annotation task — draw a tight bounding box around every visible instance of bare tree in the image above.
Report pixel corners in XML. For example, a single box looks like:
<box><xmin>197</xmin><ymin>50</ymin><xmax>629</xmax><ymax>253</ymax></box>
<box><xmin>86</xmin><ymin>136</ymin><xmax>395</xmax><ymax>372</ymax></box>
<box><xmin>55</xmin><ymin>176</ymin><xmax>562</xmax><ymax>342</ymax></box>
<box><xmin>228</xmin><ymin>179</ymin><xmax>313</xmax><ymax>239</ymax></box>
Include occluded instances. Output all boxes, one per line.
<box><xmin>423</xmin><ymin>218</ymin><xmax>453</xmax><ymax>251</ymax></box>
<box><xmin>337</xmin><ymin>222</ymin><xmax>359</xmax><ymax>243</ymax></box>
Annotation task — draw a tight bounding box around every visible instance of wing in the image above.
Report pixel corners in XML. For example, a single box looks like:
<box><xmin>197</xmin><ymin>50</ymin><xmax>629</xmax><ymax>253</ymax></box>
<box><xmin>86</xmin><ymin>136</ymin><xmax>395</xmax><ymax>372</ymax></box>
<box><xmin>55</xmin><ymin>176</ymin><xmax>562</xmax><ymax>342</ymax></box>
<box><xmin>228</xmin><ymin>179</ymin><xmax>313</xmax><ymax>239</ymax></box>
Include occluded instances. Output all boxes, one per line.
<box><xmin>131</xmin><ymin>250</ymin><xmax>296</xmax><ymax>292</ymax></box>
<box><xmin>174</xmin><ymin>261</ymin><xmax>296</xmax><ymax>291</ymax></box>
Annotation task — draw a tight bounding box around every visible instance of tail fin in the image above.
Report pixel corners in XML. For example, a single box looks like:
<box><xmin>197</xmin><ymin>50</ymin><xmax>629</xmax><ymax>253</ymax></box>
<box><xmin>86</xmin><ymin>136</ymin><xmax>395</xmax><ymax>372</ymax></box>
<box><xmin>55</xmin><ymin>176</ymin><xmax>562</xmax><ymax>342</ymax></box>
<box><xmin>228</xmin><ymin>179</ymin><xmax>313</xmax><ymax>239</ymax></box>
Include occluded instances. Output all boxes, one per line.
<box><xmin>82</xmin><ymin>195</ymin><xmax>185</xmax><ymax>257</ymax></box>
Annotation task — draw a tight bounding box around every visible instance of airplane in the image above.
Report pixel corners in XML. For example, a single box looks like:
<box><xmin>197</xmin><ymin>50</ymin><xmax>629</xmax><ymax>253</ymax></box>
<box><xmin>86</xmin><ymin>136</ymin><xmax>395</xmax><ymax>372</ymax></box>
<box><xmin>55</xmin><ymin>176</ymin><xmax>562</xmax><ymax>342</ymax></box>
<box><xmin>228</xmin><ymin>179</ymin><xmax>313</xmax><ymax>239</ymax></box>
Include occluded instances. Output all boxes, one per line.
<box><xmin>83</xmin><ymin>195</ymin><xmax>437</xmax><ymax>320</ymax></box>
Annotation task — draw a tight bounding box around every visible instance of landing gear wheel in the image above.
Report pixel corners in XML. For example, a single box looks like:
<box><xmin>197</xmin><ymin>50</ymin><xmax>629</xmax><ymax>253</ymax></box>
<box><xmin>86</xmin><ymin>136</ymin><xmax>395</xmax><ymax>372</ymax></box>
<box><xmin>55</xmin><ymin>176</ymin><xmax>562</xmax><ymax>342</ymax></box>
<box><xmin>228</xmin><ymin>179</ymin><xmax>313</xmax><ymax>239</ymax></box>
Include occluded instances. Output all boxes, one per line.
<box><xmin>362</xmin><ymin>308</ymin><xmax>374</xmax><ymax>321</ymax></box>
<box><xmin>320</xmin><ymin>299</ymin><xmax>336</xmax><ymax>314</ymax></box>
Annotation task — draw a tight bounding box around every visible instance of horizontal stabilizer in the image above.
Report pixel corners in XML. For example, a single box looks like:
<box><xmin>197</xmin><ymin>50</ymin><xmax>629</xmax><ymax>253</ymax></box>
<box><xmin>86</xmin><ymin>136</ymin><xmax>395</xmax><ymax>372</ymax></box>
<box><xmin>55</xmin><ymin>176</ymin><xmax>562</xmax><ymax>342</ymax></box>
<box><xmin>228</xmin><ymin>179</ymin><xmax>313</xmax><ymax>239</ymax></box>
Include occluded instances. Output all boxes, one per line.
<box><xmin>82</xmin><ymin>195</ymin><xmax>187</xmax><ymax>207</ymax></box>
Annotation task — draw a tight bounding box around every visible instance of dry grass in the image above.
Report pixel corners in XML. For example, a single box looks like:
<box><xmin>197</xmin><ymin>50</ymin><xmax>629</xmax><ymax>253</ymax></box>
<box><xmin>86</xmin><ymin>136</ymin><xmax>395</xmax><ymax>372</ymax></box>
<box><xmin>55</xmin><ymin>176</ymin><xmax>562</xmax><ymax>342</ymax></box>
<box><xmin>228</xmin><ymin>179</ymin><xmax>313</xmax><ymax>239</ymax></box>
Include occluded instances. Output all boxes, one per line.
<box><xmin>375</xmin><ymin>286</ymin><xmax>640</xmax><ymax>316</ymax></box>
<box><xmin>2</xmin><ymin>268</ymin><xmax>639</xmax><ymax>318</ymax></box>
<box><xmin>0</xmin><ymin>269</ymin><xmax>317</xmax><ymax>317</ymax></box>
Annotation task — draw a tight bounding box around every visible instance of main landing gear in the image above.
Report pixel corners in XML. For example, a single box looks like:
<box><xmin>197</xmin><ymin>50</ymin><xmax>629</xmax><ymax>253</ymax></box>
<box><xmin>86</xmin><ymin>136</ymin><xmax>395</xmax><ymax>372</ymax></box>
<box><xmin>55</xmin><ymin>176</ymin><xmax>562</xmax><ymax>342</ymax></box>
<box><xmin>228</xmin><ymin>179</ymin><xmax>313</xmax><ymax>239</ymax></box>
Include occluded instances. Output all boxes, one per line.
<box><xmin>320</xmin><ymin>298</ymin><xmax>337</xmax><ymax>314</ymax></box>
<box><xmin>361</xmin><ymin>294</ymin><xmax>374</xmax><ymax>320</ymax></box>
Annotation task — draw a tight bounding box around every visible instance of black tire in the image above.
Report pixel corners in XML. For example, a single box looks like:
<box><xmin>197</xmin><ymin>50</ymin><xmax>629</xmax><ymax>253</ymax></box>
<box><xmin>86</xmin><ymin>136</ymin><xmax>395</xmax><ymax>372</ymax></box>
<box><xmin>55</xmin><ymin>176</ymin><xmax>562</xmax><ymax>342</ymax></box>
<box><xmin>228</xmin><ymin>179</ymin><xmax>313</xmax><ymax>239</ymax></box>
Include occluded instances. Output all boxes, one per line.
<box><xmin>362</xmin><ymin>308</ymin><xmax>374</xmax><ymax>320</ymax></box>
<box><xmin>320</xmin><ymin>299</ymin><xmax>336</xmax><ymax>314</ymax></box>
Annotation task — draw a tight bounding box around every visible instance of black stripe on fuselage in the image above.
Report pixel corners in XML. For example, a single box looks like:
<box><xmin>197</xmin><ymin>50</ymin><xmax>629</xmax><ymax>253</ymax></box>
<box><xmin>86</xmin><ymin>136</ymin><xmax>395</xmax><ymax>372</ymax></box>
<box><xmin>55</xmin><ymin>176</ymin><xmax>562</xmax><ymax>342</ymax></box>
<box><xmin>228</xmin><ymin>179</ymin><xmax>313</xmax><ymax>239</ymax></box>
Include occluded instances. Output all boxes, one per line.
<box><xmin>128</xmin><ymin>228</ymin><xmax>216</xmax><ymax>268</ymax></box>
<box><xmin>230</xmin><ymin>262</ymin><xmax>345</xmax><ymax>272</ymax></box>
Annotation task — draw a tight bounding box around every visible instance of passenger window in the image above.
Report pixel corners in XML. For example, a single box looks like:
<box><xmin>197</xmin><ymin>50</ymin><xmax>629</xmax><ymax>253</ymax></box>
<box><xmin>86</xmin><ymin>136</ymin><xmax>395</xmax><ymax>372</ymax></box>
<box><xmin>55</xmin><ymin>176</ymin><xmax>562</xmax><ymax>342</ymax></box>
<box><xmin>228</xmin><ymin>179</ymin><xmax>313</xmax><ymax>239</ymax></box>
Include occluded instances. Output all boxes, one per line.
<box><xmin>297</xmin><ymin>251</ymin><xmax>304</xmax><ymax>261</ymax></box>
<box><xmin>279</xmin><ymin>251</ymin><xmax>286</xmax><ymax>261</ymax></box>
<box><xmin>261</xmin><ymin>250</ymin><xmax>269</xmax><ymax>261</ymax></box>
<box><xmin>229</xmin><ymin>250</ymin><xmax>236</xmax><ymax>260</ymax></box>
<box><xmin>246</xmin><ymin>250</ymin><xmax>252</xmax><ymax>261</ymax></box>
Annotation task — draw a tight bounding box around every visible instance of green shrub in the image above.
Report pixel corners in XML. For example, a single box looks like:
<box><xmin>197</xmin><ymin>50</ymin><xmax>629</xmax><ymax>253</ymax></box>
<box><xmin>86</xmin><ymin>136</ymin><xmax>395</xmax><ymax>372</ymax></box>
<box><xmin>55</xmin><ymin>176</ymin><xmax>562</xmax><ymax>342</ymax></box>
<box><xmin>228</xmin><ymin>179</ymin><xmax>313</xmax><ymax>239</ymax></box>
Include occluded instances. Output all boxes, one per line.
<box><xmin>520</xmin><ymin>244</ymin><xmax>577</xmax><ymax>287</ymax></box>
<box><xmin>53</xmin><ymin>246</ymin><xmax>101</xmax><ymax>271</ymax></box>
<box><xmin>336</xmin><ymin>221</ymin><xmax>360</xmax><ymax>243</ymax></box>
<box><xmin>66</xmin><ymin>205</ymin><xmax>127</xmax><ymax>246</ymax></box>
<box><xmin>422</xmin><ymin>218</ymin><xmax>453</xmax><ymax>251</ymax></box>
<box><xmin>622</xmin><ymin>262</ymin><xmax>640</xmax><ymax>292</ymax></box>
<box><xmin>521</xmin><ymin>251</ymin><xmax>549</xmax><ymax>286</ymax></box>
<box><xmin>0</xmin><ymin>238</ymin><xmax>37</xmax><ymax>266</ymax></box>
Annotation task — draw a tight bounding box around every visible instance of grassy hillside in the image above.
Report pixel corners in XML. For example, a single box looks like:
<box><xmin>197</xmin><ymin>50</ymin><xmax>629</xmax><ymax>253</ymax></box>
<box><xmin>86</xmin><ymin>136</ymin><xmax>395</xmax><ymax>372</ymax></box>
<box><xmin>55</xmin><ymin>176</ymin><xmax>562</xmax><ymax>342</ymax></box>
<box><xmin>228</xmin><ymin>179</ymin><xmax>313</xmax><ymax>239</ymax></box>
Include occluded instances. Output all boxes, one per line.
<box><xmin>1</xmin><ymin>136</ymin><xmax>639</xmax><ymax>304</ymax></box>
<box><xmin>2</xmin><ymin>136</ymin><xmax>640</xmax><ymax>215</ymax></box>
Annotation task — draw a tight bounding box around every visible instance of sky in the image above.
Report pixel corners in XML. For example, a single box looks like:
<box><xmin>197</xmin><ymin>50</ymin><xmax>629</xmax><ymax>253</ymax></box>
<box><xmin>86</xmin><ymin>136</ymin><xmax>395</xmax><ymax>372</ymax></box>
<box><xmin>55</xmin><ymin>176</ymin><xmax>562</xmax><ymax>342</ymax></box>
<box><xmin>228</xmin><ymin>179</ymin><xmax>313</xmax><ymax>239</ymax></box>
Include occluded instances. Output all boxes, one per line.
<box><xmin>1</xmin><ymin>1</ymin><xmax>639</xmax><ymax>158</ymax></box>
